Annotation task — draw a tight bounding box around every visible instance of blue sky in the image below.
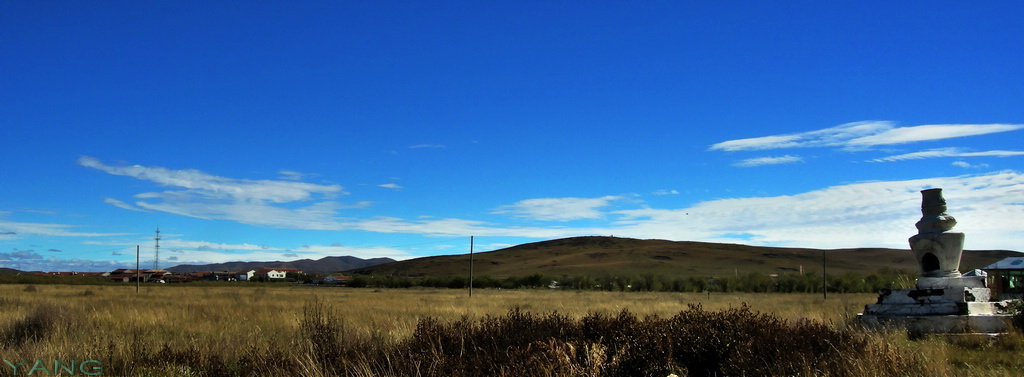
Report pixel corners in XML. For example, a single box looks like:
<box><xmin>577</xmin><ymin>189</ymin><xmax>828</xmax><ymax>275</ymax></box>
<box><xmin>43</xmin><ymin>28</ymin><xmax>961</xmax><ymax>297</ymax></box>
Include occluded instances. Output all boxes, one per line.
<box><xmin>2</xmin><ymin>1</ymin><xmax>1023</xmax><ymax>272</ymax></box>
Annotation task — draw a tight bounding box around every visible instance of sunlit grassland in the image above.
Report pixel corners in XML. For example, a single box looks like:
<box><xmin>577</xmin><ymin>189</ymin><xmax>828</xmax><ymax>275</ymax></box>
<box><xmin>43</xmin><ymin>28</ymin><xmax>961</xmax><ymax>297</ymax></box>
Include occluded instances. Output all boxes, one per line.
<box><xmin>1</xmin><ymin>284</ymin><xmax>1021</xmax><ymax>376</ymax></box>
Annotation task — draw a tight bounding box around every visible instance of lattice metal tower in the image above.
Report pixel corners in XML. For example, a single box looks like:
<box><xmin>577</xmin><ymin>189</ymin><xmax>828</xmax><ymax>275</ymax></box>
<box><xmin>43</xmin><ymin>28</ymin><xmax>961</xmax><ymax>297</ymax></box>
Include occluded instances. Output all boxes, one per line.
<box><xmin>153</xmin><ymin>228</ymin><xmax>161</xmax><ymax>270</ymax></box>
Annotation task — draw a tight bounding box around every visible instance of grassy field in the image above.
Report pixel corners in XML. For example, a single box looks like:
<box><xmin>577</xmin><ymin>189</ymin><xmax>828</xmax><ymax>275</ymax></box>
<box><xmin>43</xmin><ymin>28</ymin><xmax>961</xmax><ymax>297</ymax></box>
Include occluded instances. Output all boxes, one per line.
<box><xmin>1</xmin><ymin>284</ymin><xmax>1022</xmax><ymax>376</ymax></box>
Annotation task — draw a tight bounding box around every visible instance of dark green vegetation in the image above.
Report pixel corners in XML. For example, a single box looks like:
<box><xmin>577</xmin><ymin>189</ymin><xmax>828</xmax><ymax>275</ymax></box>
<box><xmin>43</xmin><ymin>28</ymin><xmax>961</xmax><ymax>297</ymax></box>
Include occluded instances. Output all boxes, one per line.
<box><xmin>353</xmin><ymin>236</ymin><xmax>1019</xmax><ymax>279</ymax></box>
<box><xmin>346</xmin><ymin>268</ymin><xmax>916</xmax><ymax>293</ymax></box>
<box><xmin>0</xmin><ymin>274</ymin><xmax>113</xmax><ymax>285</ymax></box>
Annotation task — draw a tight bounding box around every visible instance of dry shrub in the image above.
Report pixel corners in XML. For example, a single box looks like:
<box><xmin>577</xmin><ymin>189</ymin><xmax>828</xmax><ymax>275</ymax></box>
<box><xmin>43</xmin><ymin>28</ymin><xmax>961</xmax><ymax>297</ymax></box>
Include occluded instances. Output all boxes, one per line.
<box><xmin>993</xmin><ymin>330</ymin><xmax>1024</xmax><ymax>352</ymax></box>
<box><xmin>299</xmin><ymin>297</ymin><xmax>348</xmax><ymax>367</ymax></box>
<box><xmin>398</xmin><ymin>304</ymin><xmax>922</xmax><ymax>377</ymax></box>
<box><xmin>402</xmin><ymin>309</ymin><xmax>586</xmax><ymax>377</ymax></box>
<box><xmin>2</xmin><ymin>303</ymin><xmax>74</xmax><ymax>347</ymax></box>
<box><xmin>1010</xmin><ymin>300</ymin><xmax>1024</xmax><ymax>332</ymax></box>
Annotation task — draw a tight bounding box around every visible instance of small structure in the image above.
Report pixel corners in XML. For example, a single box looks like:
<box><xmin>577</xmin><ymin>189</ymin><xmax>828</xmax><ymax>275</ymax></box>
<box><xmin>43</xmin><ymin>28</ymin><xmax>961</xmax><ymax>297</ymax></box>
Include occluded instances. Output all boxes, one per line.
<box><xmin>859</xmin><ymin>188</ymin><xmax>1016</xmax><ymax>334</ymax></box>
<box><xmin>311</xmin><ymin>274</ymin><xmax>353</xmax><ymax>285</ymax></box>
<box><xmin>106</xmin><ymin>268</ymin><xmax>169</xmax><ymax>283</ymax></box>
<box><xmin>252</xmin><ymin>268</ymin><xmax>302</xmax><ymax>281</ymax></box>
<box><xmin>982</xmin><ymin>257</ymin><xmax>1024</xmax><ymax>300</ymax></box>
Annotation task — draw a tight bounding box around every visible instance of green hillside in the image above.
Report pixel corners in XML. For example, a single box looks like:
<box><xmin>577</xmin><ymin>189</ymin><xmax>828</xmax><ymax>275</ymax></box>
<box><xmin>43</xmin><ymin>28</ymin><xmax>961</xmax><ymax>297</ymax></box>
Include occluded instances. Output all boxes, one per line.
<box><xmin>350</xmin><ymin>236</ymin><xmax>1021</xmax><ymax>279</ymax></box>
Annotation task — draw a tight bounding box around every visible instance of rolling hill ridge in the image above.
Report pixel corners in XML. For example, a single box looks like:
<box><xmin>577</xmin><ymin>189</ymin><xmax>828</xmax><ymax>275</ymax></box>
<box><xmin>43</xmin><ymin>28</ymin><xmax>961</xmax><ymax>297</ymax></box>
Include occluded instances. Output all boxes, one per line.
<box><xmin>349</xmin><ymin>236</ymin><xmax>1021</xmax><ymax>279</ymax></box>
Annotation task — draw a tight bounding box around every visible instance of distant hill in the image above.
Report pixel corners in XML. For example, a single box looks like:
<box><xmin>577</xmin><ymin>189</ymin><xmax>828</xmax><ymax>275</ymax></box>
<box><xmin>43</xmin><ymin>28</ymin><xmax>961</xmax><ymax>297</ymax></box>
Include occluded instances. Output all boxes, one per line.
<box><xmin>349</xmin><ymin>236</ymin><xmax>1022</xmax><ymax>279</ymax></box>
<box><xmin>167</xmin><ymin>256</ymin><xmax>396</xmax><ymax>274</ymax></box>
<box><xmin>0</xmin><ymin>267</ymin><xmax>24</xmax><ymax>275</ymax></box>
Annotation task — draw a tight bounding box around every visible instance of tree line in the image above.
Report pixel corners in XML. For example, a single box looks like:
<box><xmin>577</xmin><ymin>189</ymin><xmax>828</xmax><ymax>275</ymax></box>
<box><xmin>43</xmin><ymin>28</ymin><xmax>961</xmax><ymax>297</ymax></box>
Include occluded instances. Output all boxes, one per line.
<box><xmin>342</xmin><ymin>267</ymin><xmax>915</xmax><ymax>293</ymax></box>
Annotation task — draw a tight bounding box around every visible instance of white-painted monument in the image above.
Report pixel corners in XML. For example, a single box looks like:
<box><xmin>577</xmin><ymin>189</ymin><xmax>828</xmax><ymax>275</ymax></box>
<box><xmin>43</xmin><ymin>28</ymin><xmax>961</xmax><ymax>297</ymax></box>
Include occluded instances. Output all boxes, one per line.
<box><xmin>859</xmin><ymin>188</ymin><xmax>1016</xmax><ymax>334</ymax></box>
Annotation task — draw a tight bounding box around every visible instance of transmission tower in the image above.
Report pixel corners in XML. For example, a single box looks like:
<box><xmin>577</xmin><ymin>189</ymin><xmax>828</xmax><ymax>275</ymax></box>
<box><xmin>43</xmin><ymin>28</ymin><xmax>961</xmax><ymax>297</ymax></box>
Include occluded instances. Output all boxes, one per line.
<box><xmin>153</xmin><ymin>228</ymin><xmax>161</xmax><ymax>270</ymax></box>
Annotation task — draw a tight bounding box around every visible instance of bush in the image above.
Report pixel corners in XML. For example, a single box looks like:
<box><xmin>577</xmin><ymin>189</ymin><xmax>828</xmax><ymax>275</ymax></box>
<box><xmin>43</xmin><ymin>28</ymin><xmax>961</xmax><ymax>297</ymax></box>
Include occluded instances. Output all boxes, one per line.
<box><xmin>395</xmin><ymin>304</ymin><xmax>909</xmax><ymax>377</ymax></box>
<box><xmin>1011</xmin><ymin>300</ymin><xmax>1024</xmax><ymax>332</ymax></box>
<box><xmin>62</xmin><ymin>302</ymin><xmax>925</xmax><ymax>377</ymax></box>
<box><xmin>2</xmin><ymin>303</ymin><xmax>73</xmax><ymax>347</ymax></box>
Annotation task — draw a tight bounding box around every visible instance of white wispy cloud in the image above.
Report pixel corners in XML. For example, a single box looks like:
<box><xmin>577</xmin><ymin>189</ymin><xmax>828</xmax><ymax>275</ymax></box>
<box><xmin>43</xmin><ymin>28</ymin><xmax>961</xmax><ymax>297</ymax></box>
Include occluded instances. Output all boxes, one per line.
<box><xmin>378</xmin><ymin>183</ymin><xmax>403</xmax><ymax>190</ymax></box>
<box><xmin>278</xmin><ymin>170</ymin><xmax>315</xmax><ymax>181</ymax></box>
<box><xmin>81</xmin><ymin>157</ymin><xmax>354</xmax><ymax>230</ymax></box>
<box><xmin>0</xmin><ymin>258</ymin><xmax>127</xmax><ymax>273</ymax></box>
<box><xmin>491</xmin><ymin>196</ymin><xmax>624</xmax><ymax>221</ymax></box>
<box><xmin>410</xmin><ymin>144</ymin><xmax>446</xmax><ymax>149</ymax></box>
<box><xmin>79</xmin><ymin>156</ymin><xmax>344</xmax><ymax>203</ymax></box>
<box><xmin>605</xmin><ymin>171</ymin><xmax>1024</xmax><ymax>249</ymax></box>
<box><xmin>160</xmin><ymin>239</ymin><xmax>283</xmax><ymax>252</ymax></box>
<box><xmin>134</xmin><ymin>198</ymin><xmax>346</xmax><ymax>230</ymax></box>
<box><xmin>709</xmin><ymin>121</ymin><xmax>892</xmax><ymax>151</ymax></box>
<box><xmin>871</xmin><ymin>148</ymin><xmax>1024</xmax><ymax>162</ymax></box>
<box><xmin>103</xmin><ymin>198</ymin><xmax>149</xmax><ymax>212</ymax></box>
<box><xmin>333</xmin><ymin>172</ymin><xmax>1024</xmax><ymax>250</ymax></box>
<box><xmin>652</xmin><ymin>189</ymin><xmax>680</xmax><ymax>196</ymax></box>
<box><xmin>848</xmin><ymin>124</ymin><xmax>1024</xmax><ymax>146</ymax></box>
<box><xmin>952</xmin><ymin>161</ymin><xmax>991</xmax><ymax>169</ymax></box>
<box><xmin>710</xmin><ymin>122</ymin><xmax>1023</xmax><ymax>152</ymax></box>
<box><xmin>733</xmin><ymin>155</ymin><xmax>804</xmax><ymax>167</ymax></box>
<box><xmin>161</xmin><ymin>242</ymin><xmax>415</xmax><ymax>262</ymax></box>
<box><xmin>0</xmin><ymin>218</ymin><xmax>131</xmax><ymax>239</ymax></box>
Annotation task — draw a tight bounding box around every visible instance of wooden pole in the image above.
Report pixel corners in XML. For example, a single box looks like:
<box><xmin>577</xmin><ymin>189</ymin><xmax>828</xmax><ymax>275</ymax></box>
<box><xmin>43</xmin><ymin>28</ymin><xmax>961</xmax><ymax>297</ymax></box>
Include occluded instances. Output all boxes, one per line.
<box><xmin>136</xmin><ymin>245</ymin><xmax>140</xmax><ymax>293</ymax></box>
<box><xmin>469</xmin><ymin>236</ymin><xmax>474</xmax><ymax>297</ymax></box>
<box><xmin>822</xmin><ymin>249</ymin><xmax>827</xmax><ymax>300</ymax></box>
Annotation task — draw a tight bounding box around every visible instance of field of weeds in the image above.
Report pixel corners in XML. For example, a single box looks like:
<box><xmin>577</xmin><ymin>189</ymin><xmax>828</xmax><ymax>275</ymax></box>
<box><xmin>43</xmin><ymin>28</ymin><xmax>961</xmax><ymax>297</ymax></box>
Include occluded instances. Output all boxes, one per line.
<box><xmin>1</xmin><ymin>284</ymin><xmax>1022</xmax><ymax>376</ymax></box>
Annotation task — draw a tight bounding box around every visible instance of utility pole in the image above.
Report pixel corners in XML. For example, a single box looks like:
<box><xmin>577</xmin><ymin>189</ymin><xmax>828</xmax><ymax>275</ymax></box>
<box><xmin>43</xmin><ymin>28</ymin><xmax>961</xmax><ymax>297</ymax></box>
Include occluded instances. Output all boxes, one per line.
<box><xmin>135</xmin><ymin>245</ymin><xmax>140</xmax><ymax>293</ymax></box>
<box><xmin>822</xmin><ymin>249</ymin><xmax>827</xmax><ymax>300</ymax></box>
<box><xmin>469</xmin><ymin>236</ymin><xmax>474</xmax><ymax>298</ymax></box>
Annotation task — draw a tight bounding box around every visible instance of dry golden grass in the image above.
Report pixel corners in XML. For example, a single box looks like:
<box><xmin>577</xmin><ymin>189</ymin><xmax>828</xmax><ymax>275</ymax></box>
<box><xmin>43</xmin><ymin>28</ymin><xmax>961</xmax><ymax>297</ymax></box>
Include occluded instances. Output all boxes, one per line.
<box><xmin>0</xmin><ymin>284</ymin><xmax>1020</xmax><ymax>376</ymax></box>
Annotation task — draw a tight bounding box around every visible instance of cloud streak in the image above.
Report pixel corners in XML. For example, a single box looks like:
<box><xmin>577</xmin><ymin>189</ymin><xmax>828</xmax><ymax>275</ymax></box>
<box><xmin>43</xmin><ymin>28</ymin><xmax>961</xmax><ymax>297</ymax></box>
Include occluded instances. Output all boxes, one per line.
<box><xmin>871</xmin><ymin>148</ymin><xmax>1024</xmax><ymax>162</ymax></box>
<box><xmin>709</xmin><ymin>121</ymin><xmax>892</xmax><ymax>151</ymax></box>
<box><xmin>491</xmin><ymin>196</ymin><xmax>624</xmax><ymax>221</ymax></box>
<box><xmin>605</xmin><ymin>171</ymin><xmax>1024</xmax><ymax>249</ymax></box>
<box><xmin>733</xmin><ymin>155</ymin><xmax>804</xmax><ymax>167</ymax></box>
<box><xmin>159</xmin><ymin>241</ymin><xmax>416</xmax><ymax>263</ymax></box>
<box><xmin>710</xmin><ymin>122</ymin><xmax>1023</xmax><ymax>152</ymax></box>
<box><xmin>346</xmin><ymin>172</ymin><xmax>1024</xmax><ymax>250</ymax></box>
<box><xmin>0</xmin><ymin>218</ymin><xmax>130</xmax><ymax>239</ymax></box>
<box><xmin>79</xmin><ymin>156</ymin><xmax>344</xmax><ymax>203</ymax></box>
<box><xmin>81</xmin><ymin>157</ymin><xmax>355</xmax><ymax>229</ymax></box>
<box><xmin>104</xmin><ymin>198</ymin><xmax>149</xmax><ymax>212</ymax></box>
<box><xmin>848</xmin><ymin>124</ymin><xmax>1024</xmax><ymax>147</ymax></box>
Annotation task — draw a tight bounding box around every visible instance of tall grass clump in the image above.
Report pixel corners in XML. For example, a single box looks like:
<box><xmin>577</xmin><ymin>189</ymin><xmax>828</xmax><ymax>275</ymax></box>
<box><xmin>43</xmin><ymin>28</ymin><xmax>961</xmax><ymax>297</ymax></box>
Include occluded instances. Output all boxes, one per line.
<box><xmin>403</xmin><ymin>309</ymin><xmax>589</xmax><ymax>376</ymax></box>
<box><xmin>243</xmin><ymin>297</ymin><xmax>391</xmax><ymax>376</ymax></box>
<box><xmin>1010</xmin><ymin>300</ymin><xmax>1024</xmax><ymax>331</ymax></box>
<box><xmin>2</xmin><ymin>303</ymin><xmax>73</xmax><ymax>347</ymax></box>
<box><xmin>396</xmin><ymin>304</ymin><xmax>923</xmax><ymax>377</ymax></box>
